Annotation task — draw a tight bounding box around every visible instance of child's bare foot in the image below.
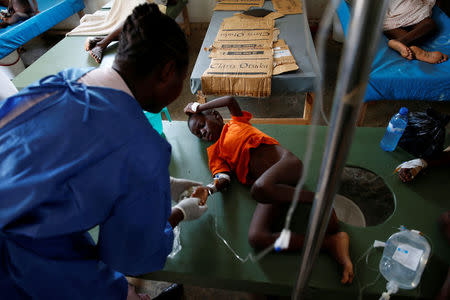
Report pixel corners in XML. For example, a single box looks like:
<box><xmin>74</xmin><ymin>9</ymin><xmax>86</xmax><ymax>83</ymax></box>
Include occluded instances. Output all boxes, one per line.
<box><xmin>84</xmin><ymin>37</ymin><xmax>103</xmax><ymax>51</ymax></box>
<box><xmin>388</xmin><ymin>40</ymin><xmax>413</xmax><ymax>60</ymax></box>
<box><xmin>324</xmin><ymin>232</ymin><xmax>354</xmax><ymax>284</ymax></box>
<box><xmin>410</xmin><ymin>46</ymin><xmax>448</xmax><ymax>64</ymax></box>
<box><xmin>89</xmin><ymin>45</ymin><xmax>105</xmax><ymax>64</ymax></box>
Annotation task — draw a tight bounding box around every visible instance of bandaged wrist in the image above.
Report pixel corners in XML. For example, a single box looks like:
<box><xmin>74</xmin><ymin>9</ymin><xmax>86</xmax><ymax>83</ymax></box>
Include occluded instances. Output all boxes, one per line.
<box><xmin>396</xmin><ymin>158</ymin><xmax>428</xmax><ymax>170</ymax></box>
<box><xmin>191</xmin><ymin>102</ymin><xmax>200</xmax><ymax>112</ymax></box>
<box><xmin>206</xmin><ymin>183</ymin><xmax>217</xmax><ymax>195</ymax></box>
<box><xmin>214</xmin><ymin>172</ymin><xmax>231</xmax><ymax>182</ymax></box>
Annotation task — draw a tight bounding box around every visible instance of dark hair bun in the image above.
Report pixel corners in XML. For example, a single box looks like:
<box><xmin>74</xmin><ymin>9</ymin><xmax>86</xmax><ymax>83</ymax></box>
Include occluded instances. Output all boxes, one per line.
<box><xmin>115</xmin><ymin>3</ymin><xmax>188</xmax><ymax>76</ymax></box>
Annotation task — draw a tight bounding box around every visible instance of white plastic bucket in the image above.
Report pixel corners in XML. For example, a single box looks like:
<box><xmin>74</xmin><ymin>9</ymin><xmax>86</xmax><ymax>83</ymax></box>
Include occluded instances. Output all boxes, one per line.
<box><xmin>0</xmin><ymin>50</ymin><xmax>25</xmax><ymax>79</ymax></box>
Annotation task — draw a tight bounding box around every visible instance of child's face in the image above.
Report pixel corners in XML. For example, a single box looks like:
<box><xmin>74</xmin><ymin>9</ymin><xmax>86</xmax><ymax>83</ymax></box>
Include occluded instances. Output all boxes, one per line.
<box><xmin>188</xmin><ymin>112</ymin><xmax>224</xmax><ymax>142</ymax></box>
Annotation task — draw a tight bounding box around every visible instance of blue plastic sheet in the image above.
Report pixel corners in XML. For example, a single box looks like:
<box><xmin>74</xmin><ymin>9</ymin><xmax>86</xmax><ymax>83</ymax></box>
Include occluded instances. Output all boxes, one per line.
<box><xmin>0</xmin><ymin>0</ymin><xmax>85</xmax><ymax>59</ymax></box>
<box><xmin>337</xmin><ymin>2</ymin><xmax>450</xmax><ymax>102</ymax></box>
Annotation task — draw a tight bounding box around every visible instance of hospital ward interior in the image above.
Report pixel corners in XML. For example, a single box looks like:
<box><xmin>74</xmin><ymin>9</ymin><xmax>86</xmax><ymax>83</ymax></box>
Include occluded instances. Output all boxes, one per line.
<box><xmin>1</xmin><ymin>0</ymin><xmax>450</xmax><ymax>299</ymax></box>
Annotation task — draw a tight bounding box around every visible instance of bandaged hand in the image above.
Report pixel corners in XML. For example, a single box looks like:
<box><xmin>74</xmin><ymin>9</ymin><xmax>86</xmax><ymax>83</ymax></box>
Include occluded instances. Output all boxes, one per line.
<box><xmin>183</xmin><ymin>102</ymin><xmax>200</xmax><ymax>115</ymax></box>
<box><xmin>394</xmin><ymin>158</ymin><xmax>428</xmax><ymax>182</ymax></box>
<box><xmin>174</xmin><ymin>197</ymin><xmax>208</xmax><ymax>221</ymax></box>
<box><xmin>170</xmin><ymin>176</ymin><xmax>202</xmax><ymax>202</ymax></box>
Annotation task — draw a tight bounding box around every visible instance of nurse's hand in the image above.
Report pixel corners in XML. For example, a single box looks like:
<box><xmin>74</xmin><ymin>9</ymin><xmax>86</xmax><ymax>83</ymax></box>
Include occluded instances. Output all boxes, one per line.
<box><xmin>174</xmin><ymin>197</ymin><xmax>208</xmax><ymax>221</ymax></box>
<box><xmin>170</xmin><ymin>176</ymin><xmax>202</xmax><ymax>201</ymax></box>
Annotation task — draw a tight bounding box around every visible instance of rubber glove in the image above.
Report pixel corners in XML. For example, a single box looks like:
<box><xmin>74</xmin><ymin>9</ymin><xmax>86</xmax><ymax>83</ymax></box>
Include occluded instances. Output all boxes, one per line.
<box><xmin>174</xmin><ymin>197</ymin><xmax>208</xmax><ymax>221</ymax></box>
<box><xmin>170</xmin><ymin>176</ymin><xmax>202</xmax><ymax>202</ymax></box>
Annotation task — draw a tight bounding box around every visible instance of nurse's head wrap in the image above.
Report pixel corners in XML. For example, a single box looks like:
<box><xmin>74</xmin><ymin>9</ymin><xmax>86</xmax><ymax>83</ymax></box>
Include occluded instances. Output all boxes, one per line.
<box><xmin>115</xmin><ymin>3</ymin><xmax>189</xmax><ymax>76</ymax></box>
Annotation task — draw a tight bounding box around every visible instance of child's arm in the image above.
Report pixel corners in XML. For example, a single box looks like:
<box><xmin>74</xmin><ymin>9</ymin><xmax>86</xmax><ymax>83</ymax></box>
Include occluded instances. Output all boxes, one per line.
<box><xmin>184</xmin><ymin>96</ymin><xmax>242</xmax><ymax>117</ymax></box>
<box><xmin>190</xmin><ymin>173</ymin><xmax>231</xmax><ymax>205</ymax></box>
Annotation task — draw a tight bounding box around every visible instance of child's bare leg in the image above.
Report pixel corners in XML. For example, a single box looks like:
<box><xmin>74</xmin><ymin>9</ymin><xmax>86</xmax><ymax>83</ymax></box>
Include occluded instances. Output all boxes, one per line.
<box><xmin>249</xmin><ymin>145</ymin><xmax>339</xmax><ymax>232</ymax></box>
<box><xmin>248</xmin><ymin>145</ymin><xmax>313</xmax><ymax>204</ymax></box>
<box><xmin>396</xmin><ymin>17</ymin><xmax>437</xmax><ymax>46</ymax></box>
<box><xmin>248</xmin><ymin>203</ymin><xmax>353</xmax><ymax>284</ymax></box>
<box><xmin>323</xmin><ymin>232</ymin><xmax>354</xmax><ymax>284</ymax></box>
<box><xmin>248</xmin><ymin>202</ymin><xmax>288</xmax><ymax>249</ymax></box>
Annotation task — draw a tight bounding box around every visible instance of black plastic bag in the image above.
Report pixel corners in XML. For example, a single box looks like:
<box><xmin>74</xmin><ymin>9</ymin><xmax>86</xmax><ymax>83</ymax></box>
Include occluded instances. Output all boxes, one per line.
<box><xmin>398</xmin><ymin>108</ymin><xmax>450</xmax><ymax>158</ymax></box>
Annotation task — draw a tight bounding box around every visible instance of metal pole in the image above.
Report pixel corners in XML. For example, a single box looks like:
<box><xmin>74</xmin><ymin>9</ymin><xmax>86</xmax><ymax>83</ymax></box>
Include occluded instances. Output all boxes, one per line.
<box><xmin>292</xmin><ymin>0</ymin><xmax>389</xmax><ymax>298</ymax></box>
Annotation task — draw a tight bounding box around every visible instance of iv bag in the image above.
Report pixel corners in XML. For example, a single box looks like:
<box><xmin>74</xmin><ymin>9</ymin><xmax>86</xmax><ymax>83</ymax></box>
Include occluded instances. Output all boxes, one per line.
<box><xmin>379</xmin><ymin>228</ymin><xmax>431</xmax><ymax>290</ymax></box>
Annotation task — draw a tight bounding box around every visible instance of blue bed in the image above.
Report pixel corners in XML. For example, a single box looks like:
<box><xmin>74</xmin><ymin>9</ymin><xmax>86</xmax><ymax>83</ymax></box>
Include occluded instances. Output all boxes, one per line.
<box><xmin>0</xmin><ymin>0</ymin><xmax>85</xmax><ymax>60</ymax></box>
<box><xmin>336</xmin><ymin>1</ymin><xmax>450</xmax><ymax>103</ymax></box>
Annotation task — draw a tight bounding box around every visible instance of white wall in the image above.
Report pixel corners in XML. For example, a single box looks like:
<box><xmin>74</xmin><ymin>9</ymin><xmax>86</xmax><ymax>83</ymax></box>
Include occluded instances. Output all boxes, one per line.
<box><xmin>187</xmin><ymin>0</ymin><xmax>328</xmax><ymax>23</ymax></box>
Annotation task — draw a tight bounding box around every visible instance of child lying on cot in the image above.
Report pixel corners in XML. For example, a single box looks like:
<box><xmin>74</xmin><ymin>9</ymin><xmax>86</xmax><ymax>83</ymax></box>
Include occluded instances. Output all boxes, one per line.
<box><xmin>0</xmin><ymin>0</ymin><xmax>38</xmax><ymax>28</ymax></box>
<box><xmin>184</xmin><ymin>96</ymin><xmax>354</xmax><ymax>284</ymax></box>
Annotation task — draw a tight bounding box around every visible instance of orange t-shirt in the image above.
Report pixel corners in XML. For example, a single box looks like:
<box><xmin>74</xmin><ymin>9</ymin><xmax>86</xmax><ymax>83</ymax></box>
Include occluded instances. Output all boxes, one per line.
<box><xmin>207</xmin><ymin>111</ymin><xmax>279</xmax><ymax>184</ymax></box>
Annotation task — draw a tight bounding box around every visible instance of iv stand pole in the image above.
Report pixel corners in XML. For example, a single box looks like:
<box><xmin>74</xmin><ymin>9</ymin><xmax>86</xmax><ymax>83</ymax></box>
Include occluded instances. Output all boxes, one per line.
<box><xmin>292</xmin><ymin>0</ymin><xmax>389</xmax><ymax>298</ymax></box>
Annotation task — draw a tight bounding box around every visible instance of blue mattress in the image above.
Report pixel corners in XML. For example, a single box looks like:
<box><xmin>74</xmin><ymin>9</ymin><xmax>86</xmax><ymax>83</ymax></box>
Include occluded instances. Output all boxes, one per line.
<box><xmin>0</xmin><ymin>0</ymin><xmax>85</xmax><ymax>59</ymax></box>
<box><xmin>337</xmin><ymin>2</ymin><xmax>450</xmax><ymax>102</ymax></box>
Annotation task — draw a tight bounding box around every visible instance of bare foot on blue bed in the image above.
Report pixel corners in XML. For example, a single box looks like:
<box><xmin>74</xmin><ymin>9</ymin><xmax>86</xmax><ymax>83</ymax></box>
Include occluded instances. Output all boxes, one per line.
<box><xmin>410</xmin><ymin>46</ymin><xmax>448</xmax><ymax>64</ymax></box>
<box><xmin>324</xmin><ymin>232</ymin><xmax>354</xmax><ymax>284</ymax></box>
<box><xmin>388</xmin><ymin>40</ymin><xmax>413</xmax><ymax>60</ymax></box>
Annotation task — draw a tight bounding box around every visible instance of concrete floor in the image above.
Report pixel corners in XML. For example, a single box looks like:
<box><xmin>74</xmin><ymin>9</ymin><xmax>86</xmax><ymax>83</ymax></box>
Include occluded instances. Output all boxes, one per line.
<box><xmin>18</xmin><ymin>21</ymin><xmax>450</xmax><ymax>299</ymax></box>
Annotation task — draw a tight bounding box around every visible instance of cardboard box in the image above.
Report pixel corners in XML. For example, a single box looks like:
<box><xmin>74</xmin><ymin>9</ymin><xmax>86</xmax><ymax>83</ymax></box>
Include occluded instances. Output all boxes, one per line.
<box><xmin>272</xmin><ymin>0</ymin><xmax>303</xmax><ymax>15</ymax></box>
<box><xmin>273</xmin><ymin>39</ymin><xmax>299</xmax><ymax>75</ymax></box>
<box><xmin>202</xmin><ymin>56</ymin><xmax>273</xmax><ymax>98</ymax></box>
<box><xmin>201</xmin><ymin>10</ymin><xmax>298</xmax><ymax>97</ymax></box>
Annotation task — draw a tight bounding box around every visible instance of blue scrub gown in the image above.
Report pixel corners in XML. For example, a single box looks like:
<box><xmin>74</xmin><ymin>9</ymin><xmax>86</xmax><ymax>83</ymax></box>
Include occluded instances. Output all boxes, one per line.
<box><xmin>0</xmin><ymin>68</ymin><xmax>174</xmax><ymax>299</ymax></box>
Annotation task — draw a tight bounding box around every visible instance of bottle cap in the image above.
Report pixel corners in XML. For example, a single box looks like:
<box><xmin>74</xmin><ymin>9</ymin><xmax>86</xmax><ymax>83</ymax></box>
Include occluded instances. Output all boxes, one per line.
<box><xmin>399</xmin><ymin>107</ymin><xmax>408</xmax><ymax>115</ymax></box>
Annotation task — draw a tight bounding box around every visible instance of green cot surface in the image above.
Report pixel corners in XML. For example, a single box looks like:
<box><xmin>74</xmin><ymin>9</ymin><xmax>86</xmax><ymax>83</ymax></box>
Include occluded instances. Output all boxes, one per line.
<box><xmin>13</xmin><ymin>36</ymin><xmax>115</xmax><ymax>90</ymax></box>
<box><xmin>130</xmin><ymin>121</ymin><xmax>448</xmax><ymax>299</ymax></box>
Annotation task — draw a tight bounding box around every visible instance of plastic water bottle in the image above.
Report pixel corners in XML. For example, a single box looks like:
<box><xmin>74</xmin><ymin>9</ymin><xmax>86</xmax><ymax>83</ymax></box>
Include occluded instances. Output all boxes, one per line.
<box><xmin>379</xmin><ymin>228</ymin><xmax>431</xmax><ymax>292</ymax></box>
<box><xmin>380</xmin><ymin>107</ymin><xmax>408</xmax><ymax>152</ymax></box>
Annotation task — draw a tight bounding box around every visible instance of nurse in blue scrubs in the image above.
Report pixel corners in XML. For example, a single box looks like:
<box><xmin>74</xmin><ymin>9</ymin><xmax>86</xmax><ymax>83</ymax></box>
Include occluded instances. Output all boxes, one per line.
<box><xmin>0</xmin><ymin>3</ymin><xmax>206</xmax><ymax>300</ymax></box>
